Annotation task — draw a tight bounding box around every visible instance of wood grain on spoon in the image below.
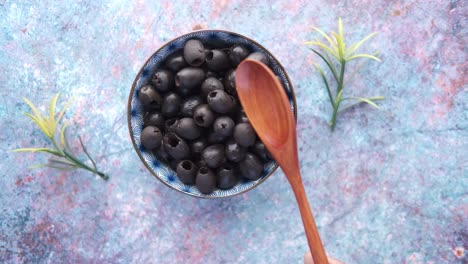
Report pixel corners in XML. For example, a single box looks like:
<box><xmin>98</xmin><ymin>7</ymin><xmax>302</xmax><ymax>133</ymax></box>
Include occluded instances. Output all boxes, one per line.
<box><xmin>235</xmin><ymin>59</ymin><xmax>329</xmax><ymax>264</ymax></box>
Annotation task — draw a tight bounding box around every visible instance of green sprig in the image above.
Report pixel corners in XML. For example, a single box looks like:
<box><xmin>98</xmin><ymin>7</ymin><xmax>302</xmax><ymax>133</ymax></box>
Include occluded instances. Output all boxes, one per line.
<box><xmin>305</xmin><ymin>18</ymin><xmax>384</xmax><ymax>131</ymax></box>
<box><xmin>13</xmin><ymin>94</ymin><xmax>108</xmax><ymax>180</ymax></box>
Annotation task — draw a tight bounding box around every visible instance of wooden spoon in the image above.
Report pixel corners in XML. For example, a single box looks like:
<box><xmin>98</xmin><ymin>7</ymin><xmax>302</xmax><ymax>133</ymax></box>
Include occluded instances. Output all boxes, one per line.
<box><xmin>235</xmin><ymin>59</ymin><xmax>329</xmax><ymax>264</ymax></box>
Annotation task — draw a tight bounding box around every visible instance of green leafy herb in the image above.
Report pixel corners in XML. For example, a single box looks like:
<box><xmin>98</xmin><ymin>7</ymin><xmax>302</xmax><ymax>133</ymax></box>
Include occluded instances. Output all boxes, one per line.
<box><xmin>305</xmin><ymin>18</ymin><xmax>384</xmax><ymax>131</ymax></box>
<box><xmin>13</xmin><ymin>94</ymin><xmax>108</xmax><ymax>180</ymax></box>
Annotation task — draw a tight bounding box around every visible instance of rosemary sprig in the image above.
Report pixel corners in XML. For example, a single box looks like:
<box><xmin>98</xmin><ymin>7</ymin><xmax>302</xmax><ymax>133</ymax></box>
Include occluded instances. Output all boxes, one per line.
<box><xmin>306</xmin><ymin>18</ymin><xmax>384</xmax><ymax>131</ymax></box>
<box><xmin>13</xmin><ymin>93</ymin><xmax>108</xmax><ymax>180</ymax></box>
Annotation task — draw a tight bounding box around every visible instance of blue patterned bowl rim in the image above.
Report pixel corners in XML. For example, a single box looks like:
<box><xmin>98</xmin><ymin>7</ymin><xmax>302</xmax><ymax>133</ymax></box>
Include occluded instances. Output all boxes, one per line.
<box><xmin>128</xmin><ymin>29</ymin><xmax>297</xmax><ymax>198</ymax></box>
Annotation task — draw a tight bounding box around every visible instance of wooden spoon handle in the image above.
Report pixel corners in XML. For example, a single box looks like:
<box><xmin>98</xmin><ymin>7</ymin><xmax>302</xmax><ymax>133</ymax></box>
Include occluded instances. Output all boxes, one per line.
<box><xmin>289</xmin><ymin>174</ymin><xmax>329</xmax><ymax>264</ymax></box>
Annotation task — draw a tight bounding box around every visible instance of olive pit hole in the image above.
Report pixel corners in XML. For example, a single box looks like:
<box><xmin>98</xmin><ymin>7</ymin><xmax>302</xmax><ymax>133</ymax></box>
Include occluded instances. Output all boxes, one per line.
<box><xmin>206</xmin><ymin>51</ymin><xmax>214</xmax><ymax>60</ymax></box>
<box><xmin>192</xmin><ymin>58</ymin><xmax>202</xmax><ymax>65</ymax></box>
<box><xmin>195</xmin><ymin>116</ymin><xmax>204</xmax><ymax>124</ymax></box>
<box><xmin>166</xmin><ymin>119</ymin><xmax>177</xmax><ymax>126</ymax></box>
<box><xmin>167</xmin><ymin>135</ymin><xmax>180</xmax><ymax>147</ymax></box>
<box><xmin>209</xmin><ymin>91</ymin><xmax>217</xmax><ymax>98</ymax></box>
<box><xmin>182</xmin><ymin>161</ymin><xmax>192</xmax><ymax>170</ymax></box>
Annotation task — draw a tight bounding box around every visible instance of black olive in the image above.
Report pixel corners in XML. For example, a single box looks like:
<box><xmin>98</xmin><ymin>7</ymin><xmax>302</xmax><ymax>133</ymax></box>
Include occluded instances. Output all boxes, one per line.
<box><xmin>207</xmin><ymin>130</ymin><xmax>228</xmax><ymax>144</ymax></box>
<box><xmin>165</xmin><ymin>51</ymin><xmax>187</xmax><ymax>72</ymax></box>
<box><xmin>201</xmin><ymin>77</ymin><xmax>224</xmax><ymax>98</ymax></box>
<box><xmin>139</xmin><ymin>85</ymin><xmax>162</xmax><ymax>110</ymax></box>
<box><xmin>190</xmin><ymin>138</ymin><xmax>207</xmax><ymax>155</ymax></box>
<box><xmin>152</xmin><ymin>69</ymin><xmax>174</xmax><ymax>92</ymax></box>
<box><xmin>253</xmin><ymin>141</ymin><xmax>272</xmax><ymax>161</ymax></box>
<box><xmin>225</xmin><ymin>139</ymin><xmax>247</xmax><ymax>162</ymax></box>
<box><xmin>196</xmin><ymin>167</ymin><xmax>216</xmax><ymax>194</ymax></box>
<box><xmin>144</xmin><ymin>111</ymin><xmax>165</xmax><ymax>128</ymax></box>
<box><xmin>201</xmin><ymin>144</ymin><xmax>225</xmax><ymax>168</ymax></box>
<box><xmin>140</xmin><ymin>126</ymin><xmax>163</xmax><ymax>150</ymax></box>
<box><xmin>193</xmin><ymin>104</ymin><xmax>215</xmax><ymax>127</ymax></box>
<box><xmin>176</xmin><ymin>160</ymin><xmax>198</xmax><ymax>185</ymax></box>
<box><xmin>213</xmin><ymin>116</ymin><xmax>235</xmax><ymax>137</ymax></box>
<box><xmin>180</xmin><ymin>96</ymin><xmax>203</xmax><ymax>117</ymax></box>
<box><xmin>228</xmin><ymin>45</ymin><xmax>249</xmax><ymax>66</ymax></box>
<box><xmin>184</xmin><ymin>39</ymin><xmax>205</xmax><ymax>67</ymax></box>
<box><xmin>175</xmin><ymin>67</ymin><xmax>205</xmax><ymax>93</ymax></box>
<box><xmin>217</xmin><ymin>163</ymin><xmax>238</xmax><ymax>189</ymax></box>
<box><xmin>239</xmin><ymin>153</ymin><xmax>263</xmax><ymax>180</ymax></box>
<box><xmin>207</xmin><ymin>90</ymin><xmax>236</xmax><ymax>114</ymax></box>
<box><xmin>164</xmin><ymin>118</ymin><xmax>179</xmax><ymax>133</ymax></box>
<box><xmin>205</xmin><ymin>49</ymin><xmax>230</xmax><ymax>71</ymax></box>
<box><xmin>223</xmin><ymin>69</ymin><xmax>237</xmax><ymax>96</ymax></box>
<box><xmin>161</xmin><ymin>92</ymin><xmax>181</xmax><ymax>117</ymax></box>
<box><xmin>163</xmin><ymin>132</ymin><xmax>190</xmax><ymax>160</ymax></box>
<box><xmin>175</xmin><ymin>118</ymin><xmax>201</xmax><ymax>140</ymax></box>
<box><xmin>234</xmin><ymin>122</ymin><xmax>256</xmax><ymax>147</ymax></box>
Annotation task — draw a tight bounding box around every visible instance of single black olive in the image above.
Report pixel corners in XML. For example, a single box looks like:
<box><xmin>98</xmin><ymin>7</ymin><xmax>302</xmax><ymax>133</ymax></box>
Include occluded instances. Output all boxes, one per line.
<box><xmin>175</xmin><ymin>118</ymin><xmax>201</xmax><ymax>140</ymax></box>
<box><xmin>217</xmin><ymin>163</ymin><xmax>238</xmax><ymax>189</ymax></box>
<box><xmin>233</xmin><ymin>122</ymin><xmax>256</xmax><ymax>147</ymax></box>
<box><xmin>239</xmin><ymin>153</ymin><xmax>263</xmax><ymax>180</ymax></box>
<box><xmin>152</xmin><ymin>69</ymin><xmax>174</xmax><ymax>92</ymax></box>
<box><xmin>201</xmin><ymin>144</ymin><xmax>225</xmax><ymax>169</ymax></box>
<box><xmin>144</xmin><ymin>111</ymin><xmax>165</xmax><ymax>128</ymax></box>
<box><xmin>176</xmin><ymin>160</ymin><xmax>198</xmax><ymax>185</ymax></box>
<box><xmin>225</xmin><ymin>139</ymin><xmax>247</xmax><ymax>162</ymax></box>
<box><xmin>207</xmin><ymin>90</ymin><xmax>236</xmax><ymax>114</ymax></box>
<box><xmin>184</xmin><ymin>39</ymin><xmax>206</xmax><ymax>67</ymax></box>
<box><xmin>140</xmin><ymin>126</ymin><xmax>163</xmax><ymax>150</ymax></box>
<box><xmin>161</xmin><ymin>92</ymin><xmax>181</xmax><ymax>117</ymax></box>
<box><xmin>193</xmin><ymin>104</ymin><xmax>215</xmax><ymax>127</ymax></box>
<box><xmin>196</xmin><ymin>167</ymin><xmax>216</xmax><ymax>194</ymax></box>
<box><xmin>139</xmin><ymin>85</ymin><xmax>162</xmax><ymax>110</ymax></box>
<box><xmin>163</xmin><ymin>132</ymin><xmax>190</xmax><ymax>160</ymax></box>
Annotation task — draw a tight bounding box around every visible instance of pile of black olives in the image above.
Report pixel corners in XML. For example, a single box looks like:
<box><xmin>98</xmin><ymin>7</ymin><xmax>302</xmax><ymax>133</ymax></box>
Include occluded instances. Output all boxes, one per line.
<box><xmin>139</xmin><ymin>39</ymin><xmax>273</xmax><ymax>194</ymax></box>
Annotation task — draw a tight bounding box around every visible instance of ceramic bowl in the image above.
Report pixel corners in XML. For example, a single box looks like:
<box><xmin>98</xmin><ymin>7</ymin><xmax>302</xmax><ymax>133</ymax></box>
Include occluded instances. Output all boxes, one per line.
<box><xmin>127</xmin><ymin>29</ymin><xmax>297</xmax><ymax>198</ymax></box>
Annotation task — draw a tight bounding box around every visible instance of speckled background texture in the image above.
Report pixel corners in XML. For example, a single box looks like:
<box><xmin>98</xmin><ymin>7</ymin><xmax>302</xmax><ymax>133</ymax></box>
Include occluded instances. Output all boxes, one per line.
<box><xmin>1</xmin><ymin>1</ymin><xmax>467</xmax><ymax>263</ymax></box>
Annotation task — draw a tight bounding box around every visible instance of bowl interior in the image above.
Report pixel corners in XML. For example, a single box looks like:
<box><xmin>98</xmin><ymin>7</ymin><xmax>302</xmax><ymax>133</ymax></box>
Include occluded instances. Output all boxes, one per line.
<box><xmin>128</xmin><ymin>30</ymin><xmax>296</xmax><ymax>198</ymax></box>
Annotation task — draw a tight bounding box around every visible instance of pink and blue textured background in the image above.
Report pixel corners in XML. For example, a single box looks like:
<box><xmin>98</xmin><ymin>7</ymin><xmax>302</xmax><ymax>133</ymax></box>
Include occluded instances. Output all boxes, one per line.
<box><xmin>1</xmin><ymin>0</ymin><xmax>467</xmax><ymax>263</ymax></box>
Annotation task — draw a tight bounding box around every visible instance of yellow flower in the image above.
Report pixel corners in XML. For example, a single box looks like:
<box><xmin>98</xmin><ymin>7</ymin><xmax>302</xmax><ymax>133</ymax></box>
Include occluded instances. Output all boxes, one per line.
<box><xmin>305</xmin><ymin>18</ymin><xmax>381</xmax><ymax>63</ymax></box>
<box><xmin>21</xmin><ymin>93</ymin><xmax>72</xmax><ymax>139</ymax></box>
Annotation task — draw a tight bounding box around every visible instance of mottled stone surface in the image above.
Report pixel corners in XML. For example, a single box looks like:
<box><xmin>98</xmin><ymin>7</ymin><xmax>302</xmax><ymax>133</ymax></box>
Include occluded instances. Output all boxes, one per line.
<box><xmin>1</xmin><ymin>1</ymin><xmax>466</xmax><ymax>263</ymax></box>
